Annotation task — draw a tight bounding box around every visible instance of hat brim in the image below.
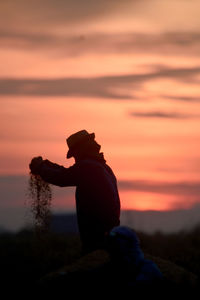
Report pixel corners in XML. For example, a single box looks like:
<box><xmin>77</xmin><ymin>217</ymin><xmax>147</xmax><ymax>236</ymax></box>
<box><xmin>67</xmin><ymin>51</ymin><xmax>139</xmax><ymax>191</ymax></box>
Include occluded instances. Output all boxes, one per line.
<box><xmin>67</xmin><ymin>133</ymin><xmax>95</xmax><ymax>158</ymax></box>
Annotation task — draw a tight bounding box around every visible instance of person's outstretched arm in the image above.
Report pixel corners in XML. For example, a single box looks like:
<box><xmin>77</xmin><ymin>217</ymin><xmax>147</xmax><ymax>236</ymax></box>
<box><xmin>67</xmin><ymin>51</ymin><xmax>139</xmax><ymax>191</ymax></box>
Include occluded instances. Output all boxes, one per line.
<box><xmin>29</xmin><ymin>157</ymin><xmax>78</xmax><ymax>187</ymax></box>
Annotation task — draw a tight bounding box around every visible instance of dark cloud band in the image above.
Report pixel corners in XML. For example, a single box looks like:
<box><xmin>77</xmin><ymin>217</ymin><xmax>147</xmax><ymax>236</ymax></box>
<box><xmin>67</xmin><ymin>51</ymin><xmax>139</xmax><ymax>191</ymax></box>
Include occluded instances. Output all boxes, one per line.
<box><xmin>162</xmin><ymin>95</ymin><xmax>200</xmax><ymax>102</ymax></box>
<box><xmin>0</xmin><ymin>66</ymin><xmax>200</xmax><ymax>99</ymax></box>
<box><xmin>1</xmin><ymin>31</ymin><xmax>200</xmax><ymax>57</ymax></box>
<box><xmin>119</xmin><ymin>179</ymin><xmax>200</xmax><ymax>196</ymax></box>
<box><xmin>129</xmin><ymin>111</ymin><xmax>198</xmax><ymax>119</ymax></box>
<box><xmin>1</xmin><ymin>175</ymin><xmax>200</xmax><ymax>197</ymax></box>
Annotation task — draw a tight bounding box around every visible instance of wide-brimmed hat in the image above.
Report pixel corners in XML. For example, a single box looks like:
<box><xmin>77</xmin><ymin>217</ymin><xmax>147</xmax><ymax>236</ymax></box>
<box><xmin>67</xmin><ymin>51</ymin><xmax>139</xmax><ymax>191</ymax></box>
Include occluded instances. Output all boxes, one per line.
<box><xmin>66</xmin><ymin>130</ymin><xmax>95</xmax><ymax>158</ymax></box>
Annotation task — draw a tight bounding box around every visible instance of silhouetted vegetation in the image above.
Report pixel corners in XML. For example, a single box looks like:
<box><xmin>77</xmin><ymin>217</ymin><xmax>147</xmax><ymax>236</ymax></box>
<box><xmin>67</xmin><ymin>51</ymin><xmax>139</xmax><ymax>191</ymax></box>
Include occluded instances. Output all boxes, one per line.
<box><xmin>138</xmin><ymin>224</ymin><xmax>200</xmax><ymax>277</ymax></box>
<box><xmin>0</xmin><ymin>225</ymin><xmax>199</xmax><ymax>295</ymax></box>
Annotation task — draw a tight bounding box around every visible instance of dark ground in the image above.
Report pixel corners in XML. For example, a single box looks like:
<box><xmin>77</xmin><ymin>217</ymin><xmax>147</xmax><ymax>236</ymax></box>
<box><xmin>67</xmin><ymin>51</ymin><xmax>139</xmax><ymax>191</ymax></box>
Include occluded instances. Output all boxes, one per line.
<box><xmin>0</xmin><ymin>225</ymin><xmax>200</xmax><ymax>296</ymax></box>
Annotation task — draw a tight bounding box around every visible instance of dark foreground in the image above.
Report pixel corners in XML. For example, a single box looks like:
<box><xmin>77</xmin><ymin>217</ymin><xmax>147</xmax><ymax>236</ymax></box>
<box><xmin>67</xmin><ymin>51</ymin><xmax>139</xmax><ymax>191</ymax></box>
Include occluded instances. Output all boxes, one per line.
<box><xmin>0</xmin><ymin>226</ymin><xmax>200</xmax><ymax>296</ymax></box>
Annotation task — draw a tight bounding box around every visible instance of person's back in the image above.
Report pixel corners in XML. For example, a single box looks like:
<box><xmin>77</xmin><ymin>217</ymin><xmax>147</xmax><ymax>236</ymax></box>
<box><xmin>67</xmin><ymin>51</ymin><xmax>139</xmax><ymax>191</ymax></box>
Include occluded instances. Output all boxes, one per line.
<box><xmin>105</xmin><ymin>226</ymin><xmax>163</xmax><ymax>289</ymax></box>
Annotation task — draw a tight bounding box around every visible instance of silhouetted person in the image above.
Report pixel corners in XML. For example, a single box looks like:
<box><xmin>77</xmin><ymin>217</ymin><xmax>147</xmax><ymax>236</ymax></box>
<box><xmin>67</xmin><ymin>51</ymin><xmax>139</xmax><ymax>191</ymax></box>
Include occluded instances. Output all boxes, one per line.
<box><xmin>29</xmin><ymin>130</ymin><xmax>121</xmax><ymax>253</ymax></box>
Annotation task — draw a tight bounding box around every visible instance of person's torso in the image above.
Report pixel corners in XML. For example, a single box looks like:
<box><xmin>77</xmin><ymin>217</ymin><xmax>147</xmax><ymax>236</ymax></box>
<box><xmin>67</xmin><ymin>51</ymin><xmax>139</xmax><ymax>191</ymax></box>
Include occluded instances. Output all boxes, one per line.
<box><xmin>75</xmin><ymin>159</ymin><xmax>120</xmax><ymax>226</ymax></box>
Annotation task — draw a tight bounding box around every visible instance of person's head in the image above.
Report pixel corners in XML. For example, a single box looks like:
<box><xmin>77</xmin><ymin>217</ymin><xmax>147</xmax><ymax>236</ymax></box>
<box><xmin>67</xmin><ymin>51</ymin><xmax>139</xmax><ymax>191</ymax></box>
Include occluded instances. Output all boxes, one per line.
<box><xmin>66</xmin><ymin>130</ymin><xmax>101</xmax><ymax>162</ymax></box>
<box><xmin>105</xmin><ymin>226</ymin><xmax>144</xmax><ymax>267</ymax></box>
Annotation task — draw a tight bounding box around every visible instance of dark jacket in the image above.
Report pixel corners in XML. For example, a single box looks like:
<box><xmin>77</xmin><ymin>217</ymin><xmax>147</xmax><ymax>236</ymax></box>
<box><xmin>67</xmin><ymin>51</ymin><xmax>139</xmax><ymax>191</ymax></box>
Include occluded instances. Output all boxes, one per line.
<box><xmin>38</xmin><ymin>158</ymin><xmax>121</xmax><ymax>250</ymax></box>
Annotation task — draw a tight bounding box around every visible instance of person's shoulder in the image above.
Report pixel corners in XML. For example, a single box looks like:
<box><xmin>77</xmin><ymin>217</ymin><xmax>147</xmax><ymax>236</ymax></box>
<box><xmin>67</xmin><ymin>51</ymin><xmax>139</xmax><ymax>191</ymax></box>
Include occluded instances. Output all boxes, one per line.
<box><xmin>82</xmin><ymin>159</ymin><xmax>113</xmax><ymax>170</ymax></box>
<box><xmin>78</xmin><ymin>159</ymin><xmax>102</xmax><ymax>166</ymax></box>
<box><xmin>77</xmin><ymin>159</ymin><xmax>108</xmax><ymax>172</ymax></box>
<box><xmin>76</xmin><ymin>159</ymin><xmax>116</xmax><ymax>177</ymax></box>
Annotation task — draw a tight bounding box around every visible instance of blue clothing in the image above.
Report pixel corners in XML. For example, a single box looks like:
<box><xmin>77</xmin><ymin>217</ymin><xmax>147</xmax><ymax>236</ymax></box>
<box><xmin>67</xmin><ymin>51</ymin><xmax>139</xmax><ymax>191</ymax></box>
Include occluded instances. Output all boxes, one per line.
<box><xmin>134</xmin><ymin>259</ymin><xmax>163</xmax><ymax>285</ymax></box>
<box><xmin>107</xmin><ymin>226</ymin><xmax>163</xmax><ymax>287</ymax></box>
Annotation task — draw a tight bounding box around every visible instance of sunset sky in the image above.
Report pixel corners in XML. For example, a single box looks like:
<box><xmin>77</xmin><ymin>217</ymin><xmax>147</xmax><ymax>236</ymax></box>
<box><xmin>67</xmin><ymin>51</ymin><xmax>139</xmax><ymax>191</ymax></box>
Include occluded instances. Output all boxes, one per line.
<box><xmin>1</xmin><ymin>0</ymin><xmax>200</xmax><ymax>230</ymax></box>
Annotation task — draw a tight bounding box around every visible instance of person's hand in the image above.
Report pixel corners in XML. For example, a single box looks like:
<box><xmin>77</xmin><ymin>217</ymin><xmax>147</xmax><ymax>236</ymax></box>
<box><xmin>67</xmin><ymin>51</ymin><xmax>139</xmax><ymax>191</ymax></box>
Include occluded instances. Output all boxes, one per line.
<box><xmin>29</xmin><ymin>156</ymin><xmax>43</xmax><ymax>175</ymax></box>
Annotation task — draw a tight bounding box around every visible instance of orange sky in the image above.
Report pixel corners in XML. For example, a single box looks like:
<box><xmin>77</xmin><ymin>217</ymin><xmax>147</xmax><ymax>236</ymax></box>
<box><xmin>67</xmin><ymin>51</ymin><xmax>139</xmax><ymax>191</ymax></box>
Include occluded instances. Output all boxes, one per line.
<box><xmin>1</xmin><ymin>0</ymin><xmax>200</xmax><ymax>219</ymax></box>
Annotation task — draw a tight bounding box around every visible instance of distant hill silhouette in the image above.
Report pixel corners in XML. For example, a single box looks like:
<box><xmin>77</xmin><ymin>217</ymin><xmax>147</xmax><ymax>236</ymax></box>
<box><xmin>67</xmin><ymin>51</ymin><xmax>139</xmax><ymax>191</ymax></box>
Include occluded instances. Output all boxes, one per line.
<box><xmin>121</xmin><ymin>206</ymin><xmax>200</xmax><ymax>233</ymax></box>
<box><xmin>50</xmin><ymin>213</ymin><xmax>79</xmax><ymax>234</ymax></box>
<box><xmin>50</xmin><ymin>205</ymin><xmax>200</xmax><ymax>234</ymax></box>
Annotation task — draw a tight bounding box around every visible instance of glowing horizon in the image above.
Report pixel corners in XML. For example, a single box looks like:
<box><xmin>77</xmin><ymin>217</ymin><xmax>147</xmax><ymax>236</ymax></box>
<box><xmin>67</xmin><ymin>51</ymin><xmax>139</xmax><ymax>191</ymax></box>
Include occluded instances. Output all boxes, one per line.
<box><xmin>1</xmin><ymin>0</ymin><xmax>200</xmax><ymax>214</ymax></box>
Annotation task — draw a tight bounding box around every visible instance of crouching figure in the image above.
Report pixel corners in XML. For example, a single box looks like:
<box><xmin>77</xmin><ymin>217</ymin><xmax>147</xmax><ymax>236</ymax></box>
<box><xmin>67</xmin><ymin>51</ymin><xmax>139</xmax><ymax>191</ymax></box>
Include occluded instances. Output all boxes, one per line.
<box><xmin>105</xmin><ymin>226</ymin><xmax>163</xmax><ymax>291</ymax></box>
